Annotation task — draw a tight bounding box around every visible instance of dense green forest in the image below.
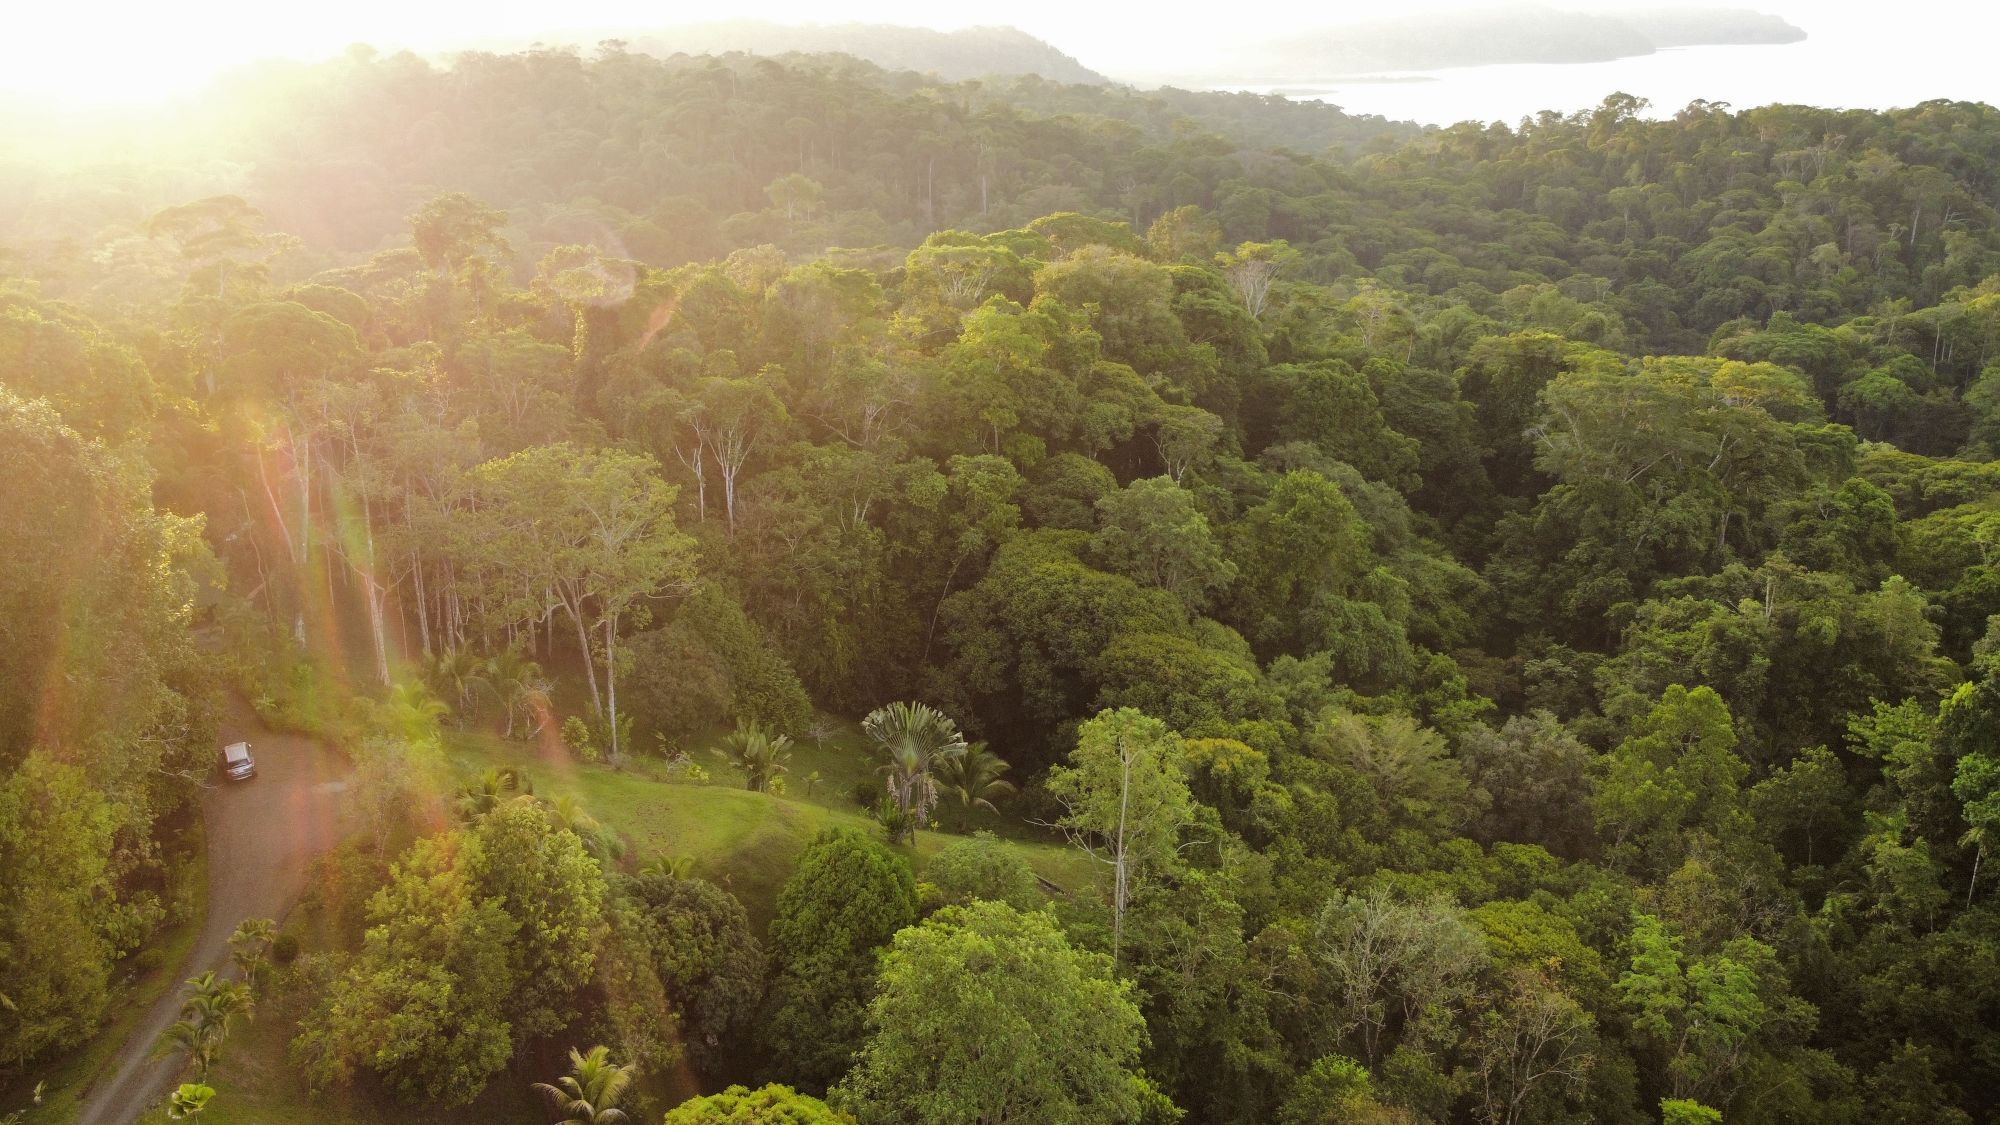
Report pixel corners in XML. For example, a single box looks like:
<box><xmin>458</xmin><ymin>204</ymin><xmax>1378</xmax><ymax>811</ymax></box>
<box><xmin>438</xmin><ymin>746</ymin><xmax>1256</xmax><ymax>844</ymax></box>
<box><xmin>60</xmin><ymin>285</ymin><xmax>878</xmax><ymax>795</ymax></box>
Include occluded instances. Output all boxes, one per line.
<box><xmin>5</xmin><ymin>41</ymin><xmax>2000</xmax><ymax>1125</ymax></box>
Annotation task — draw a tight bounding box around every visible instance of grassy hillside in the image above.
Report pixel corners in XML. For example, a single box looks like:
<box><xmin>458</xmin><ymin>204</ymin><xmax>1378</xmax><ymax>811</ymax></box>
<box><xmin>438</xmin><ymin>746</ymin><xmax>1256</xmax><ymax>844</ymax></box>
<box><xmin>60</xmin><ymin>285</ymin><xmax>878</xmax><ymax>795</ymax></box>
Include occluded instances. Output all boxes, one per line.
<box><xmin>441</xmin><ymin>727</ymin><xmax>1093</xmax><ymax>928</ymax></box>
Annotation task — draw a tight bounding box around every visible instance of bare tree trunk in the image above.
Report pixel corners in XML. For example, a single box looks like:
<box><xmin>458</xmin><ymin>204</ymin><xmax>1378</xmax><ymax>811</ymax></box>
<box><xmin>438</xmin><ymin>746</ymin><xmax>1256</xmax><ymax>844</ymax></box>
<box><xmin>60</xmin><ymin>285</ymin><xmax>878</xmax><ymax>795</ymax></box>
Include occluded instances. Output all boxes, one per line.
<box><xmin>604</xmin><ymin>613</ymin><xmax>620</xmax><ymax>761</ymax></box>
<box><xmin>569</xmin><ymin>603</ymin><xmax>603</xmax><ymax>717</ymax></box>
<box><xmin>1111</xmin><ymin>735</ymin><xmax>1132</xmax><ymax>967</ymax></box>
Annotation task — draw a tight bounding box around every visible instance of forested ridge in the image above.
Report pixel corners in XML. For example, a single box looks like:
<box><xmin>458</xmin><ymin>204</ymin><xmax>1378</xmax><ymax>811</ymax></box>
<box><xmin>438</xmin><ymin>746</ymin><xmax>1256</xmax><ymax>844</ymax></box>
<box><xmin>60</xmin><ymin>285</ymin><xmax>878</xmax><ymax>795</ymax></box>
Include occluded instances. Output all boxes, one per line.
<box><xmin>4</xmin><ymin>42</ymin><xmax>2000</xmax><ymax>1125</ymax></box>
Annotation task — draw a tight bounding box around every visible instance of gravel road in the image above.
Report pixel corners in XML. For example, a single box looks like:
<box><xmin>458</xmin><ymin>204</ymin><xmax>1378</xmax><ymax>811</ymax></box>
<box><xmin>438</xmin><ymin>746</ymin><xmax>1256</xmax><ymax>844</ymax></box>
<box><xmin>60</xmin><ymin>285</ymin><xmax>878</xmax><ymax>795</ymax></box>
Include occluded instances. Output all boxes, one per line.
<box><xmin>73</xmin><ymin>706</ymin><xmax>348</xmax><ymax>1125</ymax></box>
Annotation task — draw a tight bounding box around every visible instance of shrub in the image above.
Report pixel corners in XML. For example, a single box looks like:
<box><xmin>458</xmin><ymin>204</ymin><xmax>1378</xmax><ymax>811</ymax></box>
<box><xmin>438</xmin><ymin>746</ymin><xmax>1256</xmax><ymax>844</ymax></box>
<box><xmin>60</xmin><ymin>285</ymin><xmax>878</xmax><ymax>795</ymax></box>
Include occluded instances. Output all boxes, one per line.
<box><xmin>562</xmin><ymin>716</ymin><xmax>597</xmax><ymax>762</ymax></box>
<box><xmin>849</xmin><ymin>778</ymin><xmax>881</xmax><ymax>808</ymax></box>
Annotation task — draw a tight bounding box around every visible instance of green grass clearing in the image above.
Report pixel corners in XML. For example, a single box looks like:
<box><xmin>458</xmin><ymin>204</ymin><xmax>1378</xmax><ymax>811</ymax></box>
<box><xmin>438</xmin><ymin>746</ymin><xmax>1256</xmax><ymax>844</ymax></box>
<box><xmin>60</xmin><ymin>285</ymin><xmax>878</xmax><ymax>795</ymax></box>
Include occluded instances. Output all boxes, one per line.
<box><xmin>440</xmin><ymin>728</ymin><xmax>1094</xmax><ymax>929</ymax></box>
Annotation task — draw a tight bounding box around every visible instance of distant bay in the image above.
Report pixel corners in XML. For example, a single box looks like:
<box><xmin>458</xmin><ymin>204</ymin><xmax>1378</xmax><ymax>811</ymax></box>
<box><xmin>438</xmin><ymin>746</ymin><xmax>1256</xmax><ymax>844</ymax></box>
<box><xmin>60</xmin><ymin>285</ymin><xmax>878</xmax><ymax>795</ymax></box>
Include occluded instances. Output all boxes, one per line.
<box><xmin>1223</xmin><ymin>28</ymin><xmax>2000</xmax><ymax>128</ymax></box>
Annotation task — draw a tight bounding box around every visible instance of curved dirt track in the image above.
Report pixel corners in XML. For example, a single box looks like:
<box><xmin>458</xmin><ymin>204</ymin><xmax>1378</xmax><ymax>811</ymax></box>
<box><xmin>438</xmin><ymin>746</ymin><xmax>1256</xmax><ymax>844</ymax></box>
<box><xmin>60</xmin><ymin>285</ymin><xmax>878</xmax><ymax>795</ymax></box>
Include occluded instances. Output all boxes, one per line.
<box><xmin>74</xmin><ymin>705</ymin><xmax>348</xmax><ymax>1125</ymax></box>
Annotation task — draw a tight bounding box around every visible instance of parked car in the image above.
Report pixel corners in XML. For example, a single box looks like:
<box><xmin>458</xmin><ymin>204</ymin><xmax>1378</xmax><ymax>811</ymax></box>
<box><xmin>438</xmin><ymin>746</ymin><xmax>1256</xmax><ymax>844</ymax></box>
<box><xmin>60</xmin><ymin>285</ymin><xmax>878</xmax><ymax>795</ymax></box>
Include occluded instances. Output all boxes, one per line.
<box><xmin>221</xmin><ymin>741</ymin><xmax>256</xmax><ymax>781</ymax></box>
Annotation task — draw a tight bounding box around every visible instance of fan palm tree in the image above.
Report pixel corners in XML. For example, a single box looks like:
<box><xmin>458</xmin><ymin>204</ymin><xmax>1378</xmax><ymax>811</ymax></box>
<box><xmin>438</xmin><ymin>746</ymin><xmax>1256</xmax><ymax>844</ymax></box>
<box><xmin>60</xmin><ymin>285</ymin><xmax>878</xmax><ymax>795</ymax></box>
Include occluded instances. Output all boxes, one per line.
<box><xmin>530</xmin><ymin>1045</ymin><xmax>635</xmax><ymax>1125</ymax></box>
<box><xmin>863</xmin><ymin>701</ymin><xmax>968</xmax><ymax>838</ymax></box>
<box><xmin>711</xmin><ymin>719</ymin><xmax>793</xmax><ymax>793</ymax></box>
<box><xmin>936</xmin><ymin>741</ymin><xmax>1017</xmax><ymax>814</ymax></box>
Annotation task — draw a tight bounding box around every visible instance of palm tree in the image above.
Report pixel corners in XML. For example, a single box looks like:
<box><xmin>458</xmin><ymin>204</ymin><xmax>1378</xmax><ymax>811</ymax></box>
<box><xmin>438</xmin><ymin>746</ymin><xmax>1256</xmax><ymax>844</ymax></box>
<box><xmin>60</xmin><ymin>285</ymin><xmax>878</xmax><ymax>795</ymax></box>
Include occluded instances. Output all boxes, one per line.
<box><xmin>383</xmin><ymin>679</ymin><xmax>450</xmax><ymax>744</ymax></box>
<box><xmin>165</xmin><ymin>1082</ymin><xmax>214</xmax><ymax>1120</ymax></box>
<box><xmin>489</xmin><ymin>648</ymin><xmax>549</xmax><ymax>738</ymax></box>
<box><xmin>1963</xmin><ymin>822</ymin><xmax>1992</xmax><ymax>907</ymax></box>
<box><xmin>158</xmin><ymin>973</ymin><xmax>251</xmax><ymax>1080</ymax></box>
<box><xmin>530</xmin><ymin>1045</ymin><xmax>635</xmax><ymax>1125</ymax></box>
<box><xmin>863</xmin><ymin>701</ymin><xmax>967</xmax><ymax>838</ymax></box>
<box><xmin>710</xmin><ymin>719</ymin><xmax>793</xmax><ymax>793</ymax></box>
<box><xmin>936</xmin><ymin>741</ymin><xmax>1017</xmax><ymax>815</ymax></box>
<box><xmin>427</xmin><ymin>649</ymin><xmax>493</xmax><ymax>725</ymax></box>
<box><xmin>545</xmin><ymin>793</ymin><xmax>624</xmax><ymax>862</ymax></box>
<box><xmin>638</xmin><ymin>854</ymin><xmax>696</xmax><ymax>880</ymax></box>
<box><xmin>455</xmin><ymin>767</ymin><xmax>531</xmax><ymax>821</ymax></box>
<box><xmin>228</xmin><ymin>918</ymin><xmax>277</xmax><ymax>980</ymax></box>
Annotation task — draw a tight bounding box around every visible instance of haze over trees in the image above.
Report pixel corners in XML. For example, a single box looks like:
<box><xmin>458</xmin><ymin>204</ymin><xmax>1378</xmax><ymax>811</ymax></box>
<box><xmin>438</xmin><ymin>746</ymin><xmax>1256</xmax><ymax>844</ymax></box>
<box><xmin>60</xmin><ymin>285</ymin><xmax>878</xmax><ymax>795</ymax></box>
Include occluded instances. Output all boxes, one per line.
<box><xmin>2</xmin><ymin>29</ymin><xmax>2000</xmax><ymax>1125</ymax></box>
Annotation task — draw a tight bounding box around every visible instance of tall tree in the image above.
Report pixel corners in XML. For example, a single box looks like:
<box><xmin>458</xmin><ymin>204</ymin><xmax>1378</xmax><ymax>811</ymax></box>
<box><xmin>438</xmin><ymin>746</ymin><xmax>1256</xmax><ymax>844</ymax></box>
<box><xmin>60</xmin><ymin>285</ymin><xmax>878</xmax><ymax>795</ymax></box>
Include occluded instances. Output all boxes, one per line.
<box><xmin>761</xmin><ymin>828</ymin><xmax>917</xmax><ymax>1091</ymax></box>
<box><xmin>833</xmin><ymin>901</ymin><xmax>1175</xmax><ymax>1125</ymax></box>
<box><xmin>1045</xmin><ymin>708</ymin><xmax>1197</xmax><ymax>964</ymax></box>
<box><xmin>470</xmin><ymin>443</ymin><xmax>698</xmax><ymax>758</ymax></box>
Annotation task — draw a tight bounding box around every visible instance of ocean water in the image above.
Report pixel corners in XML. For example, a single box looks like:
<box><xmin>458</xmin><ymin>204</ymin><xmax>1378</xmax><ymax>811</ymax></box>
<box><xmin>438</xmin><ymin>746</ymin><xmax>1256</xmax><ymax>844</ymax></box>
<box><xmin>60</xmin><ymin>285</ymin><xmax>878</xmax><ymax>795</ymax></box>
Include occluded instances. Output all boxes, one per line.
<box><xmin>1232</xmin><ymin>24</ymin><xmax>2000</xmax><ymax>127</ymax></box>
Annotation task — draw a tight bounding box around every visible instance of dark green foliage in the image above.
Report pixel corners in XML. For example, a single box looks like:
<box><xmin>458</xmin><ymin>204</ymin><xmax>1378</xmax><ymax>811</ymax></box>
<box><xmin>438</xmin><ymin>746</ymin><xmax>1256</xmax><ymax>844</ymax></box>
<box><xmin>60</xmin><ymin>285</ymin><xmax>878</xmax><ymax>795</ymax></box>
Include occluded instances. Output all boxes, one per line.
<box><xmin>761</xmin><ymin>829</ymin><xmax>918</xmax><ymax>1092</ymax></box>
<box><xmin>621</xmin><ymin>871</ymin><xmax>765</xmax><ymax>1077</ymax></box>
<box><xmin>626</xmin><ymin>583</ymin><xmax>814</xmax><ymax>741</ymax></box>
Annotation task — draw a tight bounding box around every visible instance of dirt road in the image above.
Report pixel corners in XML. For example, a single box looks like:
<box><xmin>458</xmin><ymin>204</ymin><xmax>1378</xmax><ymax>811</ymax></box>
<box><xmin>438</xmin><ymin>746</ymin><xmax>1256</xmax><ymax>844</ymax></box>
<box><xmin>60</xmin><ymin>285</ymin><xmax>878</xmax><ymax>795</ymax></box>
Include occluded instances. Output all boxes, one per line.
<box><xmin>73</xmin><ymin>706</ymin><xmax>349</xmax><ymax>1125</ymax></box>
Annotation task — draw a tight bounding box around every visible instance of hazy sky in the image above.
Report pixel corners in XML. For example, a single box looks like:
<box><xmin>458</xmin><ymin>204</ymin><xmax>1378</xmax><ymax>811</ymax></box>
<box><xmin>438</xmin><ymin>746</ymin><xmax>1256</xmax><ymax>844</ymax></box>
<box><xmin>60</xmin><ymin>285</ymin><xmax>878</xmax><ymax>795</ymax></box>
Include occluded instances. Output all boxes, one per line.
<box><xmin>5</xmin><ymin>0</ymin><xmax>1996</xmax><ymax>105</ymax></box>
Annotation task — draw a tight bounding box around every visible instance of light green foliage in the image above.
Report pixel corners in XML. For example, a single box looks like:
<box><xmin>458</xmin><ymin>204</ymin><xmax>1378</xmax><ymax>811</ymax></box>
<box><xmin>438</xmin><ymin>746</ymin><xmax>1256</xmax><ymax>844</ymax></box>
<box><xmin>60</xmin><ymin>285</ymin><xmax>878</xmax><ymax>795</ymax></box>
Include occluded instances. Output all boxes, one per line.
<box><xmin>1617</xmin><ymin>914</ymin><xmax>1814</xmax><ymax>1103</ymax></box>
<box><xmin>1308</xmin><ymin>710</ymin><xmax>1478</xmax><ymax>839</ymax></box>
<box><xmin>16</xmin><ymin>60</ymin><xmax>2000</xmax><ymax>1123</ymax></box>
<box><xmin>227</xmin><ymin>917</ymin><xmax>278</xmax><ymax>980</ymax></box>
<box><xmin>1659</xmin><ymin>1098</ymin><xmax>1723</xmax><ymax>1125</ymax></box>
<box><xmin>663</xmin><ymin>1084</ymin><xmax>851</xmax><ymax>1123</ymax></box>
<box><xmin>1594</xmin><ymin>686</ymin><xmax>1748</xmax><ymax>877</ymax></box>
<box><xmin>711</xmin><ymin>718</ymin><xmax>794</xmax><ymax>793</ymax></box>
<box><xmin>165</xmin><ymin>1082</ymin><xmax>215</xmax><ymax>1120</ymax></box>
<box><xmin>1092</xmin><ymin>476</ymin><xmax>1236</xmax><ymax>611</ymax></box>
<box><xmin>762</xmin><ymin>828</ymin><xmax>918</xmax><ymax>1091</ymax></box>
<box><xmin>0</xmin><ymin>290</ymin><xmax>157</xmax><ymax>439</ymax></box>
<box><xmin>1047</xmin><ymin>708</ymin><xmax>1198</xmax><ymax>962</ymax></box>
<box><xmin>292</xmin><ymin>833</ymin><xmax>519</xmax><ymax>1103</ymax></box>
<box><xmin>922</xmin><ymin>832</ymin><xmax>1042</xmax><ymax>912</ymax></box>
<box><xmin>294</xmin><ymin>804</ymin><xmax>606</xmax><ymax>1101</ymax></box>
<box><xmin>1277</xmin><ymin>1055</ymin><xmax>1409</xmax><ymax>1125</ymax></box>
<box><xmin>463</xmin><ymin>798</ymin><xmax>608</xmax><ymax>1036</ymax></box>
<box><xmin>833</xmin><ymin>901</ymin><xmax>1174</xmax><ymax>1125</ymax></box>
<box><xmin>468</xmin><ymin>442</ymin><xmax>698</xmax><ymax>758</ymax></box>
<box><xmin>0</xmin><ymin>755</ymin><xmax>117</xmax><ymax>1065</ymax></box>
<box><xmin>933</xmin><ymin>741</ymin><xmax>1018</xmax><ymax>814</ymax></box>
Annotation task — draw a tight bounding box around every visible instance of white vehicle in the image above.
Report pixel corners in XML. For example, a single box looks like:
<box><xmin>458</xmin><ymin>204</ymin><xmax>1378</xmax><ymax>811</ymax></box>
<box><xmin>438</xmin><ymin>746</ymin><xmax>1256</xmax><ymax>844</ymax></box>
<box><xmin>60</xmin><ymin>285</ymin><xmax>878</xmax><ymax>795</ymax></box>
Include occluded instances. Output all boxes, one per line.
<box><xmin>221</xmin><ymin>741</ymin><xmax>257</xmax><ymax>781</ymax></box>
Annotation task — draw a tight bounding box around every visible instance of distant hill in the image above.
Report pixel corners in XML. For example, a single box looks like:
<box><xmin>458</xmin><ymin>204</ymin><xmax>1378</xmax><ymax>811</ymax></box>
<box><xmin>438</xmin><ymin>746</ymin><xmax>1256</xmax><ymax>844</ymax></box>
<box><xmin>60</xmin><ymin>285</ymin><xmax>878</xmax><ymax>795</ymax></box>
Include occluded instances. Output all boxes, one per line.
<box><xmin>1623</xmin><ymin>6</ymin><xmax>1808</xmax><ymax>47</ymax></box>
<box><xmin>615</xmin><ymin>21</ymin><xmax>1110</xmax><ymax>86</ymax></box>
<box><xmin>1160</xmin><ymin>4</ymin><xmax>1805</xmax><ymax>85</ymax></box>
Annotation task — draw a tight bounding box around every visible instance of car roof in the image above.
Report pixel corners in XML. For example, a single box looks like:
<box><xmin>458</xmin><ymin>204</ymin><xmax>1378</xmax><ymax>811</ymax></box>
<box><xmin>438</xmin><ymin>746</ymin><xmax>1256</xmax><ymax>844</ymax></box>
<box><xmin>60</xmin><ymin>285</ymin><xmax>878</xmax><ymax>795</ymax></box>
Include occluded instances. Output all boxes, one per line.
<box><xmin>223</xmin><ymin>741</ymin><xmax>252</xmax><ymax>760</ymax></box>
